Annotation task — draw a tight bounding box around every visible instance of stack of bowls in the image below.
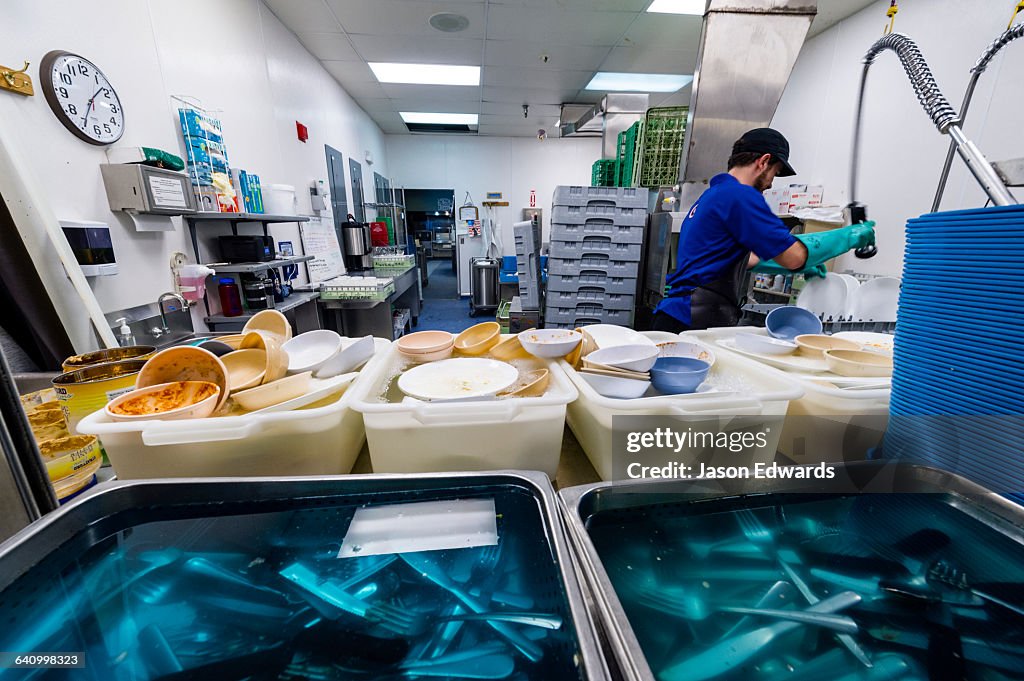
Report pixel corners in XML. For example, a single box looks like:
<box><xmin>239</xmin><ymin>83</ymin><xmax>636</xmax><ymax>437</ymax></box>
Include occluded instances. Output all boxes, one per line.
<box><xmin>396</xmin><ymin>330</ymin><xmax>455</xmax><ymax>362</ymax></box>
<box><xmin>578</xmin><ymin>344</ymin><xmax>657</xmax><ymax>399</ymax></box>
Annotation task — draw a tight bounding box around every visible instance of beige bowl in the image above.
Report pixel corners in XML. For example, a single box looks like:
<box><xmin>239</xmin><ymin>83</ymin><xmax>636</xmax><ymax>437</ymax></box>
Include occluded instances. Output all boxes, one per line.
<box><xmin>490</xmin><ymin>334</ymin><xmax>532</xmax><ymax>361</ymax></box>
<box><xmin>216</xmin><ymin>334</ymin><xmax>246</xmax><ymax>350</ymax></box>
<box><xmin>498</xmin><ymin>369</ymin><xmax>550</xmax><ymax>398</ymax></box>
<box><xmin>824</xmin><ymin>349</ymin><xmax>894</xmax><ymax>377</ymax></box>
<box><xmin>137</xmin><ymin>347</ymin><xmax>229</xmax><ymax>410</ymax></box>
<box><xmin>221</xmin><ymin>349</ymin><xmax>267</xmax><ymax>392</ymax></box>
<box><xmin>243</xmin><ymin>309</ymin><xmax>292</xmax><ymax>341</ymax></box>
<box><xmin>241</xmin><ymin>330</ymin><xmax>289</xmax><ymax>382</ymax></box>
<box><xmin>454</xmin><ymin>322</ymin><xmax>501</xmax><ymax>356</ymax></box>
<box><xmin>233</xmin><ymin>372</ymin><xmax>312</xmax><ymax>411</ymax></box>
<box><xmin>397</xmin><ymin>330</ymin><xmax>455</xmax><ymax>355</ymax></box>
<box><xmin>105</xmin><ymin>381</ymin><xmax>221</xmax><ymax>421</ymax></box>
<box><xmin>795</xmin><ymin>334</ymin><xmax>861</xmax><ymax>358</ymax></box>
<box><xmin>400</xmin><ymin>345</ymin><xmax>454</xmax><ymax>363</ymax></box>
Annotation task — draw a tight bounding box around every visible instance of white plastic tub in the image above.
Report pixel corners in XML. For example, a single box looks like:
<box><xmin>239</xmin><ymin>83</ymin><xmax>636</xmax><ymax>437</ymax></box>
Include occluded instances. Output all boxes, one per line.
<box><xmin>348</xmin><ymin>342</ymin><xmax>578</xmax><ymax>477</ymax></box>
<box><xmin>563</xmin><ymin>332</ymin><xmax>803</xmax><ymax>481</ymax></box>
<box><xmin>690</xmin><ymin>328</ymin><xmax>890</xmax><ymax>464</ymax></box>
<box><xmin>77</xmin><ymin>338</ymin><xmax>391</xmax><ymax>479</ymax></box>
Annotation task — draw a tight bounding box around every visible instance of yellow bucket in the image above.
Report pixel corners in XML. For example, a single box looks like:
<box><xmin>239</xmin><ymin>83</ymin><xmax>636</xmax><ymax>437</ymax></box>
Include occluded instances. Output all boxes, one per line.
<box><xmin>61</xmin><ymin>346</ymin><xmax>155</xmax><ymax>373</ymax></box>
<box><xmin>39</xmin><ymin>435</ymin><xmax>103</xmax><ymax>481</ymax></box>
<box><xmin>52</xmin><ymin>359</ymin><xmax>147</xmax><ymax>432</ymax></box>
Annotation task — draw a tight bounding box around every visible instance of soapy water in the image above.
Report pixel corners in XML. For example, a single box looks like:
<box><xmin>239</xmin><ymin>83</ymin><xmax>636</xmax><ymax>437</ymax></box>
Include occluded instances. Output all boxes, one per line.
<box><xmin>374</xmin><ymin>354</ymin><xmax>549</xmax><ymax>404</ymax></box>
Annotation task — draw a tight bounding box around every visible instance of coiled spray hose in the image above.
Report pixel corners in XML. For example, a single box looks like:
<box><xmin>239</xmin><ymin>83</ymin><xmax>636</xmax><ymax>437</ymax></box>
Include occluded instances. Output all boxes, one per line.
<box><xmin>932</xmin><ymin>22</ymin><xmax>1024</xmax><ymax>211</ymax></box>
<box><xmin>849</xmin><ymin>33</ymin><xmax>1015</xmax><ymax>257</ymax></box>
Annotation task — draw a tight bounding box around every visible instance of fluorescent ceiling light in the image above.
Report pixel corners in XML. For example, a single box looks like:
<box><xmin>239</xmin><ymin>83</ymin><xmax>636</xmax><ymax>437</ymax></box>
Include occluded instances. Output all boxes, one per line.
<box><xmin>369</xmin><ymin>62</ymin><xmax>480</xmax><ymax>86</ymax></box>
<box><xmin>400</xmin><ymin>112</ymin><xmax>479</xmax><ymax>125</ymax></box>
<box><xmin>647</xmin><ymin>0</ymin><xmax>705</xmax><ymax>14</ymax></box>
<box><xmin>586</xmin><ymin>72</ymin><xmax>693</xmax><ymax>92</ymax></box>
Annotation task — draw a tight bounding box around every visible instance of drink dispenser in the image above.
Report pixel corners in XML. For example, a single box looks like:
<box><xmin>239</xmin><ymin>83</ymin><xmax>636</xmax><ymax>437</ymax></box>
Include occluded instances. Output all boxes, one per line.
<box><xmin>177</xmin><ymin>264</ymin><xmax>216</xmax><ymax>303</ymax></box>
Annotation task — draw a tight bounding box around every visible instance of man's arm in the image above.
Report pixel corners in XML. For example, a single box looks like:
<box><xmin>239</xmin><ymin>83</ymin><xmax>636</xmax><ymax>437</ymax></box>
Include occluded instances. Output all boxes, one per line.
<box><xmin>747</xmin><ymin>242</ymin><xmax>808</xmax><ymax>270</ymax></box>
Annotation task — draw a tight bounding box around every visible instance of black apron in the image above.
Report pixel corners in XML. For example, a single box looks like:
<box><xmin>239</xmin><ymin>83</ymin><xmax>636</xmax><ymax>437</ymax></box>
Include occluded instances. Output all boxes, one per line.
<box><xmin>688</xmin><ymin>252</ymin><xmax>749</xmax><ymax>330</ymax></box>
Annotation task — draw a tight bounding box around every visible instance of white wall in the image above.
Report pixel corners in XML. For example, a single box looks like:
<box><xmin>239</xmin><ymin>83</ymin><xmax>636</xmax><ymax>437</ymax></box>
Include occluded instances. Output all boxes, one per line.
<box><xmin>0</xmin><ymin>0</ymin><xmax>386</xmax><ymax>323</ymax></box>
<box><xmin>384</xmin><ymin>135</ymin><xmax>603</xmax><ymax>253</ymax></box>
<box><xmin>772</xmin><ymin>0</ymin><xmax>1024</xmax><ymax>276</ymax></box>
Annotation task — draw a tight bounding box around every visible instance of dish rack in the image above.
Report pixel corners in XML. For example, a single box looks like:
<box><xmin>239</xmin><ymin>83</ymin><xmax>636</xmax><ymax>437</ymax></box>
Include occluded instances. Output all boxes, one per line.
<box><xmin>740</xmin><ymin>303</ymin><xmax>896</xmax><ymax>334</ymax></box>
<box><xmin>319</xmin><ymin>276</ymin><xmax>395</xmax><ymax>301</ymax></box>
<box><xmin>372</xmin><ymin>247</ymin><xmax>415</xmax><ymax>270</ymax></box>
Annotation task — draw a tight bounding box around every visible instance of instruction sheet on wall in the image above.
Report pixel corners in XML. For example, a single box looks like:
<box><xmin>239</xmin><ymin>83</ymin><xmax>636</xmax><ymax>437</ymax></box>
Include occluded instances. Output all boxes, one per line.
<box><xmin>299</xmin><ymin>218</ymin><xmax>345</xmax><ymax>283</ymax></box>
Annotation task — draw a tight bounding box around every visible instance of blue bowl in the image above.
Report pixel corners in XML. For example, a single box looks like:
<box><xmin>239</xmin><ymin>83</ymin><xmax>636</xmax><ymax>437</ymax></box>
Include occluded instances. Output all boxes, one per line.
<box><xmin>650</xmin><ymin>357</ymin><xmax>710</xmax><ymax>395</ymax></box>
<box><xmin>765</xmin><ymin>306</ymin><xmax>822</xmax><ymax>341</ymax></box>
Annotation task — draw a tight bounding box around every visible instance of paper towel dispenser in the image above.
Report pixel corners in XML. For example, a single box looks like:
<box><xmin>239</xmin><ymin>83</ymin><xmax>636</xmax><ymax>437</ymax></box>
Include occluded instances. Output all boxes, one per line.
<box><xmin>100</xmin><ymin>164</ymin><xmax>196</xmax><ymax>216</ymax></box>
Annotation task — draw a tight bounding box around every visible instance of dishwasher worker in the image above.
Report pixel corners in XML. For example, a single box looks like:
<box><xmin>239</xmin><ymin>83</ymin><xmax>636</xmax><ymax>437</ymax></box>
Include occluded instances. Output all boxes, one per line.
<box><xmin>652</xmin><ymin>128</ymin><xmax>876</xmax><ymax>332</ymax></box>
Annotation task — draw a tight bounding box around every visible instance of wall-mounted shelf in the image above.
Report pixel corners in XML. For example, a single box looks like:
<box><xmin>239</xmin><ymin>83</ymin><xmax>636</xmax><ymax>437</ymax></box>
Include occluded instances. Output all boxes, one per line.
<box><xmin>207</xmin><ymin>255</ymin><xmax>313</xmax><ymax>274</ymax></box>
<box><xmin>185</xmin><ymin>212</ymin><xmax>311</xmax><ymax>225</ymax></box>
<box><xmin>204</xmin><ymin>290</ymin><xmax>319</xmax><ymax>326</ymax></box>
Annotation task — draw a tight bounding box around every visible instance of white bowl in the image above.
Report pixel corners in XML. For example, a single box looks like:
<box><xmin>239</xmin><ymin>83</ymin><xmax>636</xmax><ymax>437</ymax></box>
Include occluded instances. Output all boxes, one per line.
<box><xmin>315</xmin><ymin>335</ymin><xmax>375</xmax><ymax>378</ymax></box>
<box><xmin>734</xmin><ymin>332</ymin><xmax>798</xmax><ymax>356</ymax></box>
<box><xmin>105</xmin><ymin>381</ymin><xmax>221</xmax><ymax>421</ymax></box>
<box><xmin>586</xmin><ymin>344</ymin><xmax>659</xmax><ymax>373</ymax></box>
<box><xmin>282</xmin><ymin>330</ymin><xmax>344</xmax><ymax>374</ymax></box>
<box><xmin>518</xmin><ymin>329</ymin><xmax>582</xmax><ymax>359</ymax></box>
<box><xmin>234</xmin><ymin>372</ymin><xmax>313</xmax><ymax>411</ymax></box>
<box><xmin>581</xmin><ymin>324</ymin><xmax>656</xmax><ymax>350</ymax></box>
<box><xmin>656</xmin><ymin>341</ymin><xmax>717</xmax><ymax>367</ymax></box>
<box><xmin>579</xmin><ymin>370</ymin><xmax>651</xmax><ymax>399</ymax></box>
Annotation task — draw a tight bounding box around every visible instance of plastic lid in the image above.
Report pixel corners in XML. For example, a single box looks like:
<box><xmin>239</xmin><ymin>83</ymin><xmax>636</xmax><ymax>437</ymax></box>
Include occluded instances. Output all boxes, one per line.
<box><xmin>218</xmin><ymin>278</ymin><xmax>236</xmax><ymax>284</ymax></box>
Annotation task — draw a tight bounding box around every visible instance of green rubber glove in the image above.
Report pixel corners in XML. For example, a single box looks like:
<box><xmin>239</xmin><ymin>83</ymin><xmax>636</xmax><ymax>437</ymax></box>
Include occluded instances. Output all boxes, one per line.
<box><xmin>752</xmin><ymin>221</ymin><xmax>876</xmax><ymax>279</ymax></box>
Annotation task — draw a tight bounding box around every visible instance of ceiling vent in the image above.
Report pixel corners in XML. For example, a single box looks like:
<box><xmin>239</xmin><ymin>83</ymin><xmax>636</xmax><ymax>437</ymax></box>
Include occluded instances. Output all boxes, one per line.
<box><xmin>405</xmin><ymin>122</ymin><xmax>477</xmax><ymax>134</ymax></box>
<box><xmin>429</xmin><ymin>13</ymin><xmax>470</xmax><ymax>33</ymax></box>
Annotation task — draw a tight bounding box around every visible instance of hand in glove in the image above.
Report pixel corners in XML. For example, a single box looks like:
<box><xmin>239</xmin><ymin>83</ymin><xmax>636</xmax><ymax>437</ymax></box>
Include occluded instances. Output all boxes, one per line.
<box><xmin>752</xmin><ymin>221</ymin><xmax>876</xmax><ymax>278</ymax></box>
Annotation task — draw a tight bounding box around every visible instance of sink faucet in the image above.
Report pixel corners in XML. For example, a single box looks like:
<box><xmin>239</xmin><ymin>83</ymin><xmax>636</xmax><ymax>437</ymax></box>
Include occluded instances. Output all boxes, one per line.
<box><xmin>153</xmin><ymin>292</ymin><xmax>188</xmax><ymax>337</ymax></box>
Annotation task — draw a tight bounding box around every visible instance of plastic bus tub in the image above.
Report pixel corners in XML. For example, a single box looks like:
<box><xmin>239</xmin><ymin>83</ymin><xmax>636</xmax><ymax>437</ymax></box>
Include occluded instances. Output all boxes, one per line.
<box><xmin>689</xmin><ymin>328</ymin><xmax>890</xmax><ymax>464</ymax></box>
<box><xmin>561</xmin><ymin>332</ymin><xmax>802</xmax><ymax>481</ymax></box>
<box><xmin>76</xmin><ymin>338</ymin><xmax>391</xmax><ymax>479</ymax></box>
<box><xmin>349</xmin><ymin>341</ymin><xmax>578</xmax><ymax>477</ymax></box>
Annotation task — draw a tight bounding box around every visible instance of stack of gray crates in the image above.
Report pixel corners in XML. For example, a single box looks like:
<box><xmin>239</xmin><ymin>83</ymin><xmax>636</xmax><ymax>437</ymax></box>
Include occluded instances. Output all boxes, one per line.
<box><xmin>513</xmin><ymin>218</ymin><xmax>542</xmax><ymax>310</ymax></box>
<box><xmin>545</xmin><ymin>186</ymin><xmax>648</xmax><ymax>329</ymax></box>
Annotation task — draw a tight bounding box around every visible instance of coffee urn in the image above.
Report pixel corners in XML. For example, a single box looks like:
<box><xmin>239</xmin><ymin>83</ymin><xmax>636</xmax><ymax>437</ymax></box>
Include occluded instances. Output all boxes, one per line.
<box><xmin>340</xmin><ymin>215</ymin><xmax>374</xmax><ymax>271</ymax></box>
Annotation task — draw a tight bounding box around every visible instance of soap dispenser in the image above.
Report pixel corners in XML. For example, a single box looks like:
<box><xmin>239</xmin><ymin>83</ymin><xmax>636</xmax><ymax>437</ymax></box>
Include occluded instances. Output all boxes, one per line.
<box><xmin>115</xmin><ymin>317</ymin><xmax>136</xmax><ymax>347</ymax></box>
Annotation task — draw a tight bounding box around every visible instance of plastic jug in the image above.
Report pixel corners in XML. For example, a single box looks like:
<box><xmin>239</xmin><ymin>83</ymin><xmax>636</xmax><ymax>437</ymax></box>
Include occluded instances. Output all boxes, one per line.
<box><xmin>178</xmin><ymin>264</ymin><xmax>216</xmax><ymax>302</ymax></box>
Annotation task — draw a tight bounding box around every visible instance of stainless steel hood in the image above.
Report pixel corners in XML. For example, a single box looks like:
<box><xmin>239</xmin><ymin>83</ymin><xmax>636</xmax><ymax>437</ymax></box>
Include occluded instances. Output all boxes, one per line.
<box><xmin>560</xmin><ymin>94</ymin><xmax>649</xmax><ymax>159</ymax></box>
<box><xmin>678</xmin><ymin>0</ymin><xmax>817</xmax><ymax>206</ymax></box>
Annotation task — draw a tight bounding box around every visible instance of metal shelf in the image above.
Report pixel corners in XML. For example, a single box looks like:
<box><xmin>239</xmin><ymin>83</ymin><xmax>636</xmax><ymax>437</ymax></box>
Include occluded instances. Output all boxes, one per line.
<box><xmin>752</xmin><ymin>287</ymin><xmax>794</xmax><ymax>298</ymax></box>
<box><xmin>206</xmin><ymin>255</ymin><xmax>314</xmax><ymax>274</ymax></box>
<box><xmin>204</xmin><ymin>290</ymin><xmax>319</xmax><ymax>325</ymax></box>
<box><xmin>185</xmin><ymin>212</ymin><xmax>311</xmax><ymax>224</ymax></box>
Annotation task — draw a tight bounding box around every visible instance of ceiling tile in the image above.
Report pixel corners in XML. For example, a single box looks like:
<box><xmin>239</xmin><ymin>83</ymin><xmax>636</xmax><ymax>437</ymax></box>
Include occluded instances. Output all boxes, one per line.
<box><xmin>620</xmin><ymin>13</ymin><xmax>702</xmax><ymax>46</ymax></box>
<box><xmin>326</xmin><ymin>0</ymin><xmax>486</xmax><ymax>38</ymax></box>
<box><xmin>387</xmin><ymin>98</ymin><xmax>481</xmax><ymax>114</ymax></box>
<box><xmin>492</xmin><ymin>0</ymin><xmax>650</xmax><ymax>11</ymax></box>
<box><xmin>485</xmin><ymin>5</ymin><xmax>635</xmax><ymax>45</ymax></box>
<box><xmin>481</xmin><ymin>85</ymin><xmax>572</xmax><ymax>105</ymax></box>
<box><xmin>376</xmin><ymin>119</ymin><xmax>411</xmax><ymax>134</ymax></box>
<box><xmin>481</xmin><ymin>101</ymin><xmax>560</xmax><ymax>117</ymax></box>
<box><xmin>379</xmin><ymin>83</ymin><xmax>481</xmax><ymax>100</ymax></box>
<box><xmin>484</xmin><ymin>40</ymin><xmax>610</xmax><ymax>70</ymax></box>
<box><xmin>349</xmin><ymin>34</ymin><xmax>483</xmax><ymax>64</ymax></box>
<box><xmin>263</xmin><ymin>0</ymin><xmax>342</xmax><ymax>33</ymax></box>
<box><xmin>322</xmin><ymin>60</ymin><xmax>377</xmax><ymax>83</ymax></box>
<box><xmin>298</xmin><ymin>32</ymin><xmax>360</xmax><ymax>61</ymax></box>
<box><xmin>598</xmin><ymin>46</ymin><xmax>698</xmax><ymax>74</ymax></box>
<box><xmin>483</xmin><ymin>66</ymin><xmax>593</xmax><ymax>91</ymax></box>
<box><xmin>358</xmin><ymin>98</ymin><xmax>399</xmax><ymax>113</ymax></box>
<box><xmin>478</xmin><ymin>123</ymin><xmax>551</xmax><ymax>137</ymax></box>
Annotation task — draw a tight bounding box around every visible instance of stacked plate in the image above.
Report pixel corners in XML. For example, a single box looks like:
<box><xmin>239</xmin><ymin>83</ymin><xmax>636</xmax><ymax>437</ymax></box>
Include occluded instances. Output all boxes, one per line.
<box><xmin>884</xmin><ymin>205</ymin><xmax>1024</xmax><ymax>498</ymax></box>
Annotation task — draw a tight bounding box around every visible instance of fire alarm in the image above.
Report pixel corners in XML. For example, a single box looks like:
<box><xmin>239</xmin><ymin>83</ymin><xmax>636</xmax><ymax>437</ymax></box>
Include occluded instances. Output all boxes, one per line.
<box><xmin>296</xmin><ymin>121</ymin><xmax>308</xmax><ymax>143</ymax></box>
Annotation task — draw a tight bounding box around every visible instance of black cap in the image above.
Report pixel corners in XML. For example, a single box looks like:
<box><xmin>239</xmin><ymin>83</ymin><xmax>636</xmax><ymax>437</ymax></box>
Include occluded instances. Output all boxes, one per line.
<box><xmin>734</xmin><ymin>128</ymin><xmax>796</xmax><ymax>177</ymax></box>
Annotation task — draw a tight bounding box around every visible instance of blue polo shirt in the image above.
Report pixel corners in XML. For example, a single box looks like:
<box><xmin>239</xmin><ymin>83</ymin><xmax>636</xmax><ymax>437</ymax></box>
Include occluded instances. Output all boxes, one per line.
<box><xmin>656</xmin><ymin>173</ymin><xmax>797</xmax><ymax>325</ymax></box>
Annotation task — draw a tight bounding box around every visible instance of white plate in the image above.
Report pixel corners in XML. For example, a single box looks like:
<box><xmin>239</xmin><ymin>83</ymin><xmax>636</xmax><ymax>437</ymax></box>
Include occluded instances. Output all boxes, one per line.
<box><xmin>848</xmin><ymin>277</ymin><xmax>900</xmax><ymax>322</ymax></box>
<box><xmin>582</xmin><ymin>324</ymin><xmax>657</xmax><ymax>350</ymax></box>
<box><xmin>250</xmin><ymin>373</ymin><xmax>358</xmax><ymax>413</ymax></box>
<box><xmin>398</xmin><ymin>358</ymin><xmax>519</xmax><ymax>401</ymax></box>
<box><xmin>833</xmin><ymin>331</ymin><xmax>895</xmax><ymax>355</ymax></box>
<box><xmin>716</xmin><ymin>338</ymin><xmax>829</xmax><ymax>373</ymax></box>
<box><xmin>796</xmin><ymin>274</ymin><xmax>848</xmax><ymax>320</ymax></box>
<box><xmin>836</xmin><ymin>274</ymin><xmax>861</xmax><ymax>317</ymax></box>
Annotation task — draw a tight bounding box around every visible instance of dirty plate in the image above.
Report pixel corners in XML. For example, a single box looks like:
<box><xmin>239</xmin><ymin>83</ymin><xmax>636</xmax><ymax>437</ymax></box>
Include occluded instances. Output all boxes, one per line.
<box><xmin>397</xmin><ymin>358</ymin><xmax>519</xmax><ymax>402</ymax></box>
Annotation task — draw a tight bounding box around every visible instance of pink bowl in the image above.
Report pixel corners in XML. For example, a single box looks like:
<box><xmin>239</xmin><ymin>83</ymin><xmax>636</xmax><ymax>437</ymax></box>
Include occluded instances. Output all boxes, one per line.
<box><xmin>397</xmin><ymin>330</ymin><xmax>455</xmax><ymax>355</ymax></box>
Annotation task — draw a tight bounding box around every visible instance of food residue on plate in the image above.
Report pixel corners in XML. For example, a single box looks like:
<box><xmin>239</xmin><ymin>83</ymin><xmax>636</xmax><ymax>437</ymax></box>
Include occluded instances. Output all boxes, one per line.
<box><xmin>111</xmin><ymin>382</ymin><xmax>217</xmax><ymax>416</ymax></box>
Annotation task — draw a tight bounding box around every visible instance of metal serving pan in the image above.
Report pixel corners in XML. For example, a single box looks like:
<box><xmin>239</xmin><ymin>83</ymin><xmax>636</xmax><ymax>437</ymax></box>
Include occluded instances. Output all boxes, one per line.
<box><xmin>0</xmin><ymin>471</ymin><xmax>610</xmax><ymax>680</ymax></box>
<box><xmin>558</xmin><ymin>462</ymin><xmax>1024</xmax><ymax>681</ymax></box>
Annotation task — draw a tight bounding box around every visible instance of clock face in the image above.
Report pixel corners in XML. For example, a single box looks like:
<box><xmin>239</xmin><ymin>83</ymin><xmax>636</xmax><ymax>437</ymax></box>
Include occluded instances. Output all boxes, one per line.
<box><xmin>40</xmin><ymin>51</ymin><xmax>124</xmax><ymax>145</ymax></box>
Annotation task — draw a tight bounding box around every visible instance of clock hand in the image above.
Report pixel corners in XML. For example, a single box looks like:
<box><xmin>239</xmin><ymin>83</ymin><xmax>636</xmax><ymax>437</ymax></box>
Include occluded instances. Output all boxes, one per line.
<box><xmin>81</xmin><ymin>87</ymin><xmax>104</xmax><ymax>126</ymax></box>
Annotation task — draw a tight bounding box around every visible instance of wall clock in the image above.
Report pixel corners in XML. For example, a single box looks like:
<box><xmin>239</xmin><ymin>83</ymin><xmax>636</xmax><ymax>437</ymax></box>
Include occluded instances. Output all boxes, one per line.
<box><xmin>39</xmin><ymin>50</ymin><xmax>124</xmax><ymax>145</ymax></box>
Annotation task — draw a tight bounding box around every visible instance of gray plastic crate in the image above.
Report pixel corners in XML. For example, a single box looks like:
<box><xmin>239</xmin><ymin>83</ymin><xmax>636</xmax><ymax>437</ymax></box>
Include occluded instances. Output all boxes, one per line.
<box><xmin>549</xmin><ymin>237</ymin><xmax>643</xmax><ymax>262</ymax></box>
<box><xmin>514</xmin><ymin>221</ymin><xmax>542</xmax><ymax>310</ymax></box>
<box><xmin>548</xmin><ymin>256</ymin><xmax>639</xmax><ymax>278</ymax></box>
<box><xmin>552</xmin><ymin>185</ymin><xmax>649</xmax><ymax>209</ymax></box>
<box><xmin>546</xmin><ymin>271</ymin><xmax>637</xmax><ymax>296</ymax></box>
<box><xmin>550</xmin><ymin>221</ymin><xmax>645</xmax><ymax>244</ymax></box>
<box><xmin>551</xmin><ymin>204</ymin><xmax>647</xmax><ymax>227</ymax></box>
<box><xmin>544</xmin><ymin>304</ymin><xmax>633</xmax><ymax>328</ymax></box>
<box><xmin>547</xmin><ymin>290</ymin><xmax>635</xmax><ymax>311</ymax></box>
<box><xmin>517</xmin><ymin>279</ymin><xmax>541</xmax><ymax>310</ymax></box>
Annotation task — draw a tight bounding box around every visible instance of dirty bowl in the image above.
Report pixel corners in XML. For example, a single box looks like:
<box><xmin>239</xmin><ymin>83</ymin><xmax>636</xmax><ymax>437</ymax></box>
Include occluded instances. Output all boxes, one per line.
<box><xmin>794</xmin><ymin>334</ymin><xmax>862</xmax><ymax>359</ymax></box>
<box><xmin>649</xmin><ymin>357</ymin><xmax>711</xmax><ymax>395</ymax></box>
<box><xmin>282</xmin><ymin>330</ymin><xmax>344</xmax><ymax>374</ymax></box>
<box><xmin>221</xmin><ymin>349</ymin><xmax>267</xmax><ymax>392</ymax></box>
<box><xmin>499</xmin><ymin>369</ymin><xmax>551</xmax><ymax>398</ymax></box>
<box><xmin>315</xmin><ymin>335</ymin><xmax>375</xmax><ymax>377</ymax></box>
<box><xmin>657</xmin><ymin>340</ymin><xmax>717</xmax><ymax>367</ymax></box>
<box><xmin>137</xmin><ymin>347</ymin><xmax>229</xmax><ymax>410</ymax></box>
<box><xmin>243</xmin><ymin>309</ymin><xmax>292</xmax><ymax>341</ymax></box>
<box><xmin>454</xmin><ymin>322</ymin><xmax>501</xmax><ymax>356</ymax></box>
<box><xmin>233</xmin><ymin>372</ymin><xmax>313</xmax><ymax>411</ymax></box>
<box><xmin>766</xmin><ymin>305</ymin><xmax>823</xmax><ymax>341</ymax></box>
<box><xmin>215</xmin><ymin>334</ymin><xmax>246</xmax><ymax>350</ymax></box>
<box><xmin>105</xmin><ymin>381</ymin><xmax>221</xmax><ymax>421</ymax></box>
<box><xmin>397</xmin><ymin>330</ymin><xmax>455</xmax><ymax>356</ymax></box>
<box><xmin>239</xmin><ymin>331</ymin><xmax>288</xmax><ymax>383</ymax></box>
<box><xmin>579</xmin><ymin>369</ymin><xmax>650</xmax><ymax>399</ymax></box>
<box><xmin>824</xmin><ymin>349</ymin><xmax>894</xmax><ymax>377</ymax></box>
<box><xmin>518</xmin><ymin>329</ymin><xmax>582</xmax><ymax>359</ymax></box>
<box><xmin>586</xmin><ymin>344</ymin><xmax>659</xmax><ymax>373</ymax></box>
<box><xmin>490</xmin><ymin>334</ymin><xmax>532</xmax><ymax>361</ymax></box>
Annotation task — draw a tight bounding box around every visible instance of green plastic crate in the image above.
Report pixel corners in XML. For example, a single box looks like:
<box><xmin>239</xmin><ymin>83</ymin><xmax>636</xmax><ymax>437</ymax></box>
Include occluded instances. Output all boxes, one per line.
<box><xmin>591</xmin><ymin>159</ymin><xmax>618</xmax><ymax>187</ymax></box>
<box><xmin>638</xmin><ymin>106</ymin><xmax>688</xmax><ymax>188</ymax></box>
<box><xmin>615</xmin><ymin>122</ymin><xmax>641</xmax><ymax>187</ymax></box>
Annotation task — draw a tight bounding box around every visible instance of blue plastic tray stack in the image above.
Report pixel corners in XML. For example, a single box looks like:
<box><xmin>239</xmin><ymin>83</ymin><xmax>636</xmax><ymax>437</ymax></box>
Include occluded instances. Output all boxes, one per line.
<box><xmin>884</xmin><ymin>204</ymin><xmax>1024</xmax><ymax>499</ymax></box>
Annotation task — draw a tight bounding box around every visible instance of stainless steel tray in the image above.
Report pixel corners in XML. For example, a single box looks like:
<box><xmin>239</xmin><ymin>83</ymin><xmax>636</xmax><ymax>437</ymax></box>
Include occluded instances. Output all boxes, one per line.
<box><xmin>558</xmin><ymin>462</ymin><xmax>1024</xmax><ymax>681</ymax></box>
